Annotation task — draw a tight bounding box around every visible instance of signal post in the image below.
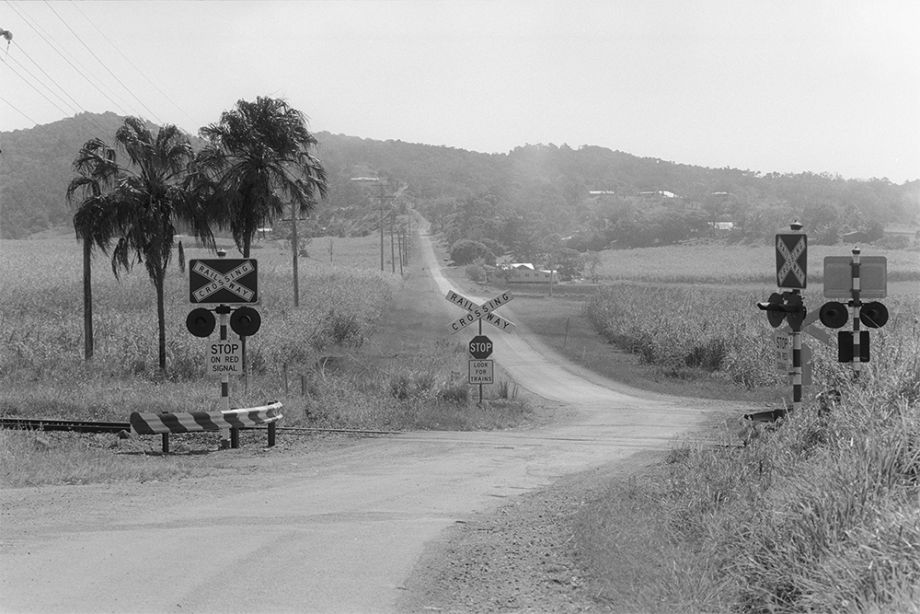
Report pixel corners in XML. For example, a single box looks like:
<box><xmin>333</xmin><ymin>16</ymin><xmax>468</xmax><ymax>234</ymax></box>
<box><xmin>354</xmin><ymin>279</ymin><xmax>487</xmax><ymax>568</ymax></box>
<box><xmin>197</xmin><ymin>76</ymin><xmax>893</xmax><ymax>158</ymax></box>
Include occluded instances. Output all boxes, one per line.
<box><xmin>818</xmin><ymin>248</ymin><xmax>889</xmax><ymax>377</ymax></box>
<box><xmin>186</xmin><ymin>250</ymin><xmax>262</xmax><ymax>449</ymax></box>
<box><xmin>758</xmin><ymin>221</ymin><xmax>808</xmax><ymax>413</ymax></box>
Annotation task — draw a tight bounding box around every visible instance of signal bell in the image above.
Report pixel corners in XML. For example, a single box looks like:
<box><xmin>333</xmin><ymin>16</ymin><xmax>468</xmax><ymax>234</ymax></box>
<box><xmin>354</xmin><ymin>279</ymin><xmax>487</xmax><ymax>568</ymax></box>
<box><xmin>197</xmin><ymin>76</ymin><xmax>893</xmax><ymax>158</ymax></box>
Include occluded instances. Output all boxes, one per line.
<box><xmin>230</xmin><ymin>306</ymin><xmax>261</xmax><ymax>336</ymax></box>
<box><xmin>818</xmin><ymin>301</ymin><xmax>848</xmax><ymax>329</ymax></box>
<box><xmin>186</xmin><ymin>308</ymin><xmax>216</xmax><ymax>337</ymax></box>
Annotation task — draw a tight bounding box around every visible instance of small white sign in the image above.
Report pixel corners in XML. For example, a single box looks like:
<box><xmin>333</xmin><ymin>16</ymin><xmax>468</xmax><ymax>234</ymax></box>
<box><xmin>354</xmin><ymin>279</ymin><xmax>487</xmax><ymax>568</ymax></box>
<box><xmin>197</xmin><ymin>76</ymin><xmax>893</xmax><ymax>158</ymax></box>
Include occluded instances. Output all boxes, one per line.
<box><xmin>208</xmin><ymin>341</ymin><xmax>242</xmax><ymax>376</ymax></box>
<box><xmin>468</xmin><ymin>359</ymin><xmax>494</xmax><ymax>384</ymax></box>
<box><xmin>774</xmin><ymin>331</ymin><xmax>791</xmax><ymax>371</ymax></box>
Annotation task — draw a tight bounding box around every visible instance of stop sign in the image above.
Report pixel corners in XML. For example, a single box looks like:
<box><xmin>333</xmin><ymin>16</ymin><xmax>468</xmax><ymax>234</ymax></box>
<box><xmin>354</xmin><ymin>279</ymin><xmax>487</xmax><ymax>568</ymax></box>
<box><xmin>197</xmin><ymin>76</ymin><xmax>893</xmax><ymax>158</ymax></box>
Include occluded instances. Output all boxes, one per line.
<box><xmin>469</xmin><ymin>335</ymin><xmax>493</xmax><ymax>359</ymax></box>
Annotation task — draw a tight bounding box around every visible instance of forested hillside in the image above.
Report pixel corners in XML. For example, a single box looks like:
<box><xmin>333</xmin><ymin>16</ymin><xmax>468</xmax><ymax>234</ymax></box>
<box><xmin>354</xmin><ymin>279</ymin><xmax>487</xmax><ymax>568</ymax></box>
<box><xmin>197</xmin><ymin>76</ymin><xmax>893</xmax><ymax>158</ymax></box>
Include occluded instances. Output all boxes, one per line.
<box><xmin>2</xmin><ymin>112</ymin><xmax>917</xmax><ymax>254</ymax></box>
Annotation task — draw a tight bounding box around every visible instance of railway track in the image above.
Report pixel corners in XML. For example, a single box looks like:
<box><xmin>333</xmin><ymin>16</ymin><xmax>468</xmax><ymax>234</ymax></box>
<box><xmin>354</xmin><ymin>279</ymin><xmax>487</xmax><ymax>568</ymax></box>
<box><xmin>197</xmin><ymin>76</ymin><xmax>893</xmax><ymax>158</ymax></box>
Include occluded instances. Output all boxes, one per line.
<box><xmin>0</xmin><ymin>417</ymin><xmax>131</xmax><ymax>434</ymax></box>
<box><xmin>0</xmin><ymin>416</ymin><xmax>399</xmax><ymax>436</ymax></box>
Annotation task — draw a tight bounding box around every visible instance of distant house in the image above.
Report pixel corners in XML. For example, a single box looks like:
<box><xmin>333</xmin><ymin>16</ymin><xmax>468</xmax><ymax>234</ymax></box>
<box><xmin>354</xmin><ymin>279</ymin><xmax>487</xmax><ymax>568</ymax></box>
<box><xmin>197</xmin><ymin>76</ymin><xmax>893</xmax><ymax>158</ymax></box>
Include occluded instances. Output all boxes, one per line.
<box><xmin>639</xmin><ymin>190</ymin><xmax>677</xmax><ymax>199</ymax></box>
<box><xmin>502</xmin><ymin>263</ymin><xmax>558</xmax><ymax>283</ymax></box>
<box><xmin>840</xmin><ymin>230</ymin><xmax>870</xmax><ymax>244</ymax></box>
<box><xmin>883</xmin><ymin>224</ymin><xmax>920</xmax><ymax>245</ymax></box>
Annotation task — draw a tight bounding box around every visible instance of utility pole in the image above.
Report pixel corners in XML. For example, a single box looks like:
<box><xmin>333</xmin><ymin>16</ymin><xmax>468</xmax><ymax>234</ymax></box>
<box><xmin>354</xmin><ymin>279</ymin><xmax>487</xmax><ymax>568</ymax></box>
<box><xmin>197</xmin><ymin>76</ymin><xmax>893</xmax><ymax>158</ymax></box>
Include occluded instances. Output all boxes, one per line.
<box><xmin>282</xmin><ymin>201</ymin><xmax>307</xmax><ymax>307</ymax></box>
<box><xmin>351</xmin><ymin>177</ymin><xmax>394</xmax><ymax>272</ymax></box>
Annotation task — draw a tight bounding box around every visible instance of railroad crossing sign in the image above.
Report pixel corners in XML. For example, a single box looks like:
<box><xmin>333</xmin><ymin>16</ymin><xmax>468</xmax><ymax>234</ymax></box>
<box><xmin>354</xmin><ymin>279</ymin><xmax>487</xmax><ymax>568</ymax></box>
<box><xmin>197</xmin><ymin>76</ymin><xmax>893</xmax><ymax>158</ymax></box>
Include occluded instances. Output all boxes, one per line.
<box><xmin>469</xmin><ymin>335</ymin><xmax>493</xmax><ymax>359</ymax></box>
<box><xmin>776</xmin><ymin>234</ymin><xmax>807</xmax><ymax>288</ymax></box>
<box><xmin>189</xmin><ymin>259</ymin><xmax>258</xmax><ymax>305</ymax></box>
<box><xmin>445</xmin><ymin>289</ymin><xmax>515</xmax><ymax>334</ymax></box>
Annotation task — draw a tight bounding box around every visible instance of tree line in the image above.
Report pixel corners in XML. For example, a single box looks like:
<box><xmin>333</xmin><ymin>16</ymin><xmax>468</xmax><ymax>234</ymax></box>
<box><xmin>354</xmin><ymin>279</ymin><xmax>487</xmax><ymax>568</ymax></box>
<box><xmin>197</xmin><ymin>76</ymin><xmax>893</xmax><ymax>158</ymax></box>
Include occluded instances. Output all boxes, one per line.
<box><xmin>65</xmin><ymin>97</ymin><xmax>327</xmax><ymax>371</ymax></box>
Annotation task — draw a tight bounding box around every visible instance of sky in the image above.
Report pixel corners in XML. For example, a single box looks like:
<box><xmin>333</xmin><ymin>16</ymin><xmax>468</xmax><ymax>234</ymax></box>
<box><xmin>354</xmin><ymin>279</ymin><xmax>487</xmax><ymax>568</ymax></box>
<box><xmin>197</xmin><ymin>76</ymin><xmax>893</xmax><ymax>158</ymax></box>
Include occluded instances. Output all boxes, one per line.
<box><xmin>1</xmin><ymin>0</ymin><xmax>918</xmax><ymax>183</ymax></box>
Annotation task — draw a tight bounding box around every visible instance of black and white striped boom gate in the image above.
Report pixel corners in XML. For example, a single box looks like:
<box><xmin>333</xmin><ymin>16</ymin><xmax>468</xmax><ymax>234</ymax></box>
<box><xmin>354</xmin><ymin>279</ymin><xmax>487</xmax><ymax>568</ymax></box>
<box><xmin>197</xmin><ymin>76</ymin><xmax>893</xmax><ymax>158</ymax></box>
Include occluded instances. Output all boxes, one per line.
<box><xmin>129</xmin><ymin>402</ymin><xmax>283</xmax><ymax>453</ymax></box>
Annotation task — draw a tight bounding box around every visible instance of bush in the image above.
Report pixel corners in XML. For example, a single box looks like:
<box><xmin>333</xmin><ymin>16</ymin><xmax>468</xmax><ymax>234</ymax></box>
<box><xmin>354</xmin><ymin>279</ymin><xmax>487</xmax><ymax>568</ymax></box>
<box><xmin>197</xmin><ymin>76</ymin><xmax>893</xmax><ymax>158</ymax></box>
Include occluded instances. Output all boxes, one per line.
<box><xmin>465</xmin><ymin>263</ymin><xmax>487</xmax><ymax>282</ymax></box>
<box><xmin>450</xmin><ymin>239</ymin><xmax>495</xmax><ymax>266</ymax></box>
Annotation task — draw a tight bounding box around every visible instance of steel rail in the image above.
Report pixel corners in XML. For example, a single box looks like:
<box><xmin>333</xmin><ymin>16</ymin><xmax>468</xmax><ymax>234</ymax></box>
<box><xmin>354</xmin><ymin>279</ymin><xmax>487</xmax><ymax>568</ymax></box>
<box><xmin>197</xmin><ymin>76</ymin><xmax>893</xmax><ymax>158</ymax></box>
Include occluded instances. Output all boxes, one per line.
<box><xmin>0</xmin><ymin>417</ymin><xmax>399</xmax><ymax>437</ymax></box>
<box><xmin>0</xmin><ymin>417</ymin><xmax>130</xmax><ymax>434</ymax></box>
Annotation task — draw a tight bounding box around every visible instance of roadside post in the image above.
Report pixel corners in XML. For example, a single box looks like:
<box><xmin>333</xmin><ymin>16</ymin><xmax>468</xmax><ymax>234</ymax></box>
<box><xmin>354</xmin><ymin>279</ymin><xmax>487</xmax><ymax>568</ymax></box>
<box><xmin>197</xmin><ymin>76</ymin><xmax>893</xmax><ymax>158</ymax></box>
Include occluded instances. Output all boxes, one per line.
<box><xmin>758</xmin><ymin>221</ymin><xmax>808</xmax><ymax>413</ymax></box>
<box><xmin>445</xmin><ymin>289</ymin><xmax>515</xmax><ymax>405</ymax></box>
<box><xmin>186</xmin><ymin>250</ymin><xmax>261</xmax><ymax>449</ymax></box>
<box><xmin>818</xmin><ymin>248</ymin><xmax>888</xmax><ymax>378</ymax></box>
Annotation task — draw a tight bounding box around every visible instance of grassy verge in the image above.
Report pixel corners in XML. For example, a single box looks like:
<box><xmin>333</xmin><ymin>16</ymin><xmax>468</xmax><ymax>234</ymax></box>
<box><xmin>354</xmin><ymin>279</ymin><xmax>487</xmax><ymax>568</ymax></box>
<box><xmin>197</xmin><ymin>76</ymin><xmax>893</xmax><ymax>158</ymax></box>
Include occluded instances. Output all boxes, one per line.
<box><xmin>0</xmin><ymin>233</ymin><xmax>533</xmax><ymax>487</ymax></box>
<box><xmin>569</xmin><ymin>299</ymin><xmax>920</xmax><ymax>612</ymax></box>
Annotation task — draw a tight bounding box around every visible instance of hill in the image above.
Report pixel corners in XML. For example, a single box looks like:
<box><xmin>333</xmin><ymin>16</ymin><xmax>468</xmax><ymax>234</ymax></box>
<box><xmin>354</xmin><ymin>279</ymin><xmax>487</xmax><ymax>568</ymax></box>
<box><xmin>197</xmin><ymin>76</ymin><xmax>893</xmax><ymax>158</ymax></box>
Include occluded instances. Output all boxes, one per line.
<box><xmin>1</xmin><ymin>112</ymin><xmax>917</xmax><ymax>250</ymax></box>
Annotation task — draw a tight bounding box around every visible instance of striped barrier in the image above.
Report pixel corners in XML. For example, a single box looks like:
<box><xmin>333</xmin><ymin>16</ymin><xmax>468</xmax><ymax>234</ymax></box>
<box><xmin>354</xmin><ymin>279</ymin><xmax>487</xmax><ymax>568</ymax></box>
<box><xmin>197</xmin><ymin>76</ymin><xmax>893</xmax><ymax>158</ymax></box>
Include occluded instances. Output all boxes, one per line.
<box><xmin>129</xmin><ymin>401</ymin><xmax>283</xmax><ymax>453</ymax></box>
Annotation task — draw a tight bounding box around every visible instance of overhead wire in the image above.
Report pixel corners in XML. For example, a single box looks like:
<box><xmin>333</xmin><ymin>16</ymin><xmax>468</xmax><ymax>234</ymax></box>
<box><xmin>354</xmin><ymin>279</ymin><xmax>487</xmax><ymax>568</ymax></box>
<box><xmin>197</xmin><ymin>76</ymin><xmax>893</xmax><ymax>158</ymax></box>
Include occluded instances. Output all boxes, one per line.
<box><xmin>0</xmin><ymin>51</ymin><xmax>73</xmax><ymax>118</ymax></box>
<box><xmin>1</xmin><ymin>39</ymin><xmax>113</xmax><ymax>136</ymax></box>
<box><xmin>69</xmin><ymin>1</ymin><xmax>196</xmax><ymax>129</ymax></box>
<box><xmin>0</xmin><ymin>94</ymin><xmax>39</xmax><ymax>125</ymax></box>
<box><xmin>1</xmin><ymin>45</ymin><xmax>82</xmax><ymax>115</ymax></box>
<box><xmin>4</xmin><ymin>0</ymin><xmax>133</xmax><ymax>118</ymax></box>
<box><xmin>43</xmin><ymin>1</ymin><xmax>164</xmax><ymax>126</ymax></box>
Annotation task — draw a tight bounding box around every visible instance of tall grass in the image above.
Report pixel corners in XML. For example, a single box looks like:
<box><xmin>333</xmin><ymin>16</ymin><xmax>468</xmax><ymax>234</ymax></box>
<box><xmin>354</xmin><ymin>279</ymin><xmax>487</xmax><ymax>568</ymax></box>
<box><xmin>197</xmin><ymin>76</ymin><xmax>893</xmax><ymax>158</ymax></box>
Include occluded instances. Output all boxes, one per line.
<box><xmin>594</xmin><ymin>243</ymin><xmax>920</xmax><ymax>285</ymax></box>
<box><xmin>585</xmin><ymin>282</ymin><xmax>920</xmax><ymax>393</ymax></box>
<box><xmin>0</xmin><ymin>237</ymin><xmax>395</xmax><ymax>416</ymax></box>
<box><xmin>578</xmin><ymin>299</ymin><xmax>920</xmax><ymax>612</ymax></box>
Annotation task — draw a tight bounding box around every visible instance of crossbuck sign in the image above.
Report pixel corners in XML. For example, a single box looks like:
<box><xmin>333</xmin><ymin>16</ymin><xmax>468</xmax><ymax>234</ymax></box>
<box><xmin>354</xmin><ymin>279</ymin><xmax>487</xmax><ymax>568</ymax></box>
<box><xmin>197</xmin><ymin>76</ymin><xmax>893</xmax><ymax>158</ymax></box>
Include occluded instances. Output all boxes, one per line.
<box><xmin>775</xmin><ymin>234</ymin><xmax>807</xmax><ymax>289</ymax></box>
<box><xmin>445</xmin><ymin>289</ymin><xmax>515</xmax><ymax>334</ymax></box>
<box><xmin>189</xmin><ymin>258</ymin><xmax>259</xmax><ymax>305</ymax></box>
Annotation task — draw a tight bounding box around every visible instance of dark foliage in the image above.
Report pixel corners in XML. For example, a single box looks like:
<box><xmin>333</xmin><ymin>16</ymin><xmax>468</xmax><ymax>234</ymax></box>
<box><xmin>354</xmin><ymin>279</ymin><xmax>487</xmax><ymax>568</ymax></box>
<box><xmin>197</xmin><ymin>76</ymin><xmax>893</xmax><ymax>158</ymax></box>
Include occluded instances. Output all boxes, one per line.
<box><xmin>3</xmin><ymin>113</ymin><xmax>918</xmax><ymax>255</ymax></box>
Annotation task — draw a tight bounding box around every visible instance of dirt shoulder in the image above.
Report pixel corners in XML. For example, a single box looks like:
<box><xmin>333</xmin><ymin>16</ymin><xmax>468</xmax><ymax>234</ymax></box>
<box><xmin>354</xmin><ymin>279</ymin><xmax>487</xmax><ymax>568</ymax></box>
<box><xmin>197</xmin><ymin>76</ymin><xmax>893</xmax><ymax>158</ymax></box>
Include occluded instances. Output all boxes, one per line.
<box><xmin>399</xmin><ymin>451</ymin><xmax>663</xmax><ymax>613</ymax></box>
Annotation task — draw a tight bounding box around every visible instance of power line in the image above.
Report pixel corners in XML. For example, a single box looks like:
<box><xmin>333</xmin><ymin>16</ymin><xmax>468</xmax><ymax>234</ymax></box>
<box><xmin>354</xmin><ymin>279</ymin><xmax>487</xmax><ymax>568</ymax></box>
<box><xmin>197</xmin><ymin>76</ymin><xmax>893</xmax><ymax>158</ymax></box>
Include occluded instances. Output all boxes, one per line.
<box><xmin>6</xmin><ymin>38</ymin><xmax>86</xmax><ymax>114</ymax></box>
<box><xmin>0</xmin><ymin>94</ymin><xmax>39</xmax><ymax>125</ymax></box>
<box><xmin>1</xmin><ymin>44</ymin><xmax>81</xmax><ymax>115</ymax></box>
<box><xmin>1</xmin><ymin>39</ymin><xmax>114</xmax><ymax>136</ymax></box>
<box><xmin>69</xmin><ymin>1</ymin><xmax>196</xmax><ymax>128</ymax></box>
<box><xmin>43</xmin><ymin>1</ymin><xmax>163</xmax><ymax>125</ymax></box>
<box><xmin>0</xmin><ymin>52</ymin><xmax>72</xmax><ymax>118</ymax></box>
<box><xmin>5</xmin><ymin>0</ymin><xmax>133</xmax><ymax>117</ymax></box>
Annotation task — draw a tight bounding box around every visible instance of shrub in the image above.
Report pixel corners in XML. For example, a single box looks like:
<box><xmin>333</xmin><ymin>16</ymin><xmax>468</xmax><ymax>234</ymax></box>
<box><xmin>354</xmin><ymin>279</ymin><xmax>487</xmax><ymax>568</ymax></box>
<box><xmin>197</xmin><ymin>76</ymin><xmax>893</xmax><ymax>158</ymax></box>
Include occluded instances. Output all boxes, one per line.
<box><xmin>450</xmin><ymin>239</ymin><xmax>495</xmax><ymax>265</ymax></box>
<box><xmin>465</xmin><ymin>262</ymin><xmax>487</xmax><ymax>282</ymax></box>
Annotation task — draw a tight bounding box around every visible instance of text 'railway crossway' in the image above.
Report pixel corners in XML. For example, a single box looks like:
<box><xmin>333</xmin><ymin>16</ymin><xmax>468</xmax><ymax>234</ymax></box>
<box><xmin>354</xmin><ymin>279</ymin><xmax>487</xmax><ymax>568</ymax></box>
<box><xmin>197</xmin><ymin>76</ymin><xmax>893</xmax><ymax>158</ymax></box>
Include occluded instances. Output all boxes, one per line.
<box><xmin>445</xmin><ymin>289</ymin><xmax>515</xmax><ymax>333</ymax></box>
<box><xmin>192</xmin><ymin>260</ymin><xmax>255</xmax><ymax>302</ymax></box>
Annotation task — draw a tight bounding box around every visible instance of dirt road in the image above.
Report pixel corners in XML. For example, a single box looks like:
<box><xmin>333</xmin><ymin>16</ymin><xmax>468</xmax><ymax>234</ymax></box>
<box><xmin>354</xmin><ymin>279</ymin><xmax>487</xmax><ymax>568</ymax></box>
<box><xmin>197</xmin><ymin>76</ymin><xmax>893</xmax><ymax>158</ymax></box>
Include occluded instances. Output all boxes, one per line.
<box><xmin>0</xmin><ymin>226</ymin><xmax>726</xmax><ymax>613</ymax></box>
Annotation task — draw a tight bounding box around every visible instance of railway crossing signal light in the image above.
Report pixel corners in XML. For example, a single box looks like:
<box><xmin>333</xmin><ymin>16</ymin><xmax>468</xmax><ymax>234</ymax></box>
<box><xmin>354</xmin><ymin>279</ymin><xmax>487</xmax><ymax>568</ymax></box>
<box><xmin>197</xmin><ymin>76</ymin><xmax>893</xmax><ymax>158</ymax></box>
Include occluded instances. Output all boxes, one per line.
<box><xmin>186</xmin><ymin>308</ymin><xmax>216</xmax><ymax>337</ymax></box>
<box><xmin>230</xmin><ymin>306</ymin><xmax>261</xmax><ymax>336</ymax></box>
<box><xmin>818</xmin><ymin>301</ymin><xmax>848</xmax><ymax>328</ymax></box>
<box><xmin>859</xmin><ymin>301</ymin><xmax>888</xmax><ymax>328</ymax></box>
<box><xmin>757</xmin><ymin>292</ymin><xmax>805</xmax><ymax>329</ymax></box>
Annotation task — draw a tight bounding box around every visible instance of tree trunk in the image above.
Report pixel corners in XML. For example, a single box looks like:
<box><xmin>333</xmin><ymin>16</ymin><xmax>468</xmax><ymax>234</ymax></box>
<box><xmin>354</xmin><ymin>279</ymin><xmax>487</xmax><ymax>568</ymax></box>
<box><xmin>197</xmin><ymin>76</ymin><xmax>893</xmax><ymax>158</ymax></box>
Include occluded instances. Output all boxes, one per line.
<box><xmin>242</xmin><ymin>239</ymin><xmax>251</xmax><ymax>389</ymax></box>
<box><xmin>82</xmin><ymin>240</ymin><xmax>94</xmax><ymax>360</ymax></box>
<box><xmin>291</xmin><ymin>204</ymin><xmax>300</xmax><ymax>306</ymax></box>
<box><xmin>155</xmin><ymin>269</ymin><xmax>167</xmax><ymax>372</ymax></box>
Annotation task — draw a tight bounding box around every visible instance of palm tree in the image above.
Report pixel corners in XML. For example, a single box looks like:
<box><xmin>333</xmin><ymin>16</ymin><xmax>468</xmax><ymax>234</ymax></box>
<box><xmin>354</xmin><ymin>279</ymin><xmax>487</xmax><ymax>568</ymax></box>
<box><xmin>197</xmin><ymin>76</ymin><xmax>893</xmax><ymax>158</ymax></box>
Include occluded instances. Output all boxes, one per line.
<box><xmin>192</xmin><ymin>96</ymin><xmax>328</xmax><ymax>261</ymax></box>
<box><xmin>70</xmin><ymin>117</ymin><xmax>214</xmax><ymax>372</ymax></box>
<box><xmin>67</xmin><ymin>138</ymin><xmax>119</xmax><ymax>361</ymax></box>
<box><xmin>67</xmin><ymin>138</ymin><xmax>117</xmax><ymax>360</ymax></box>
